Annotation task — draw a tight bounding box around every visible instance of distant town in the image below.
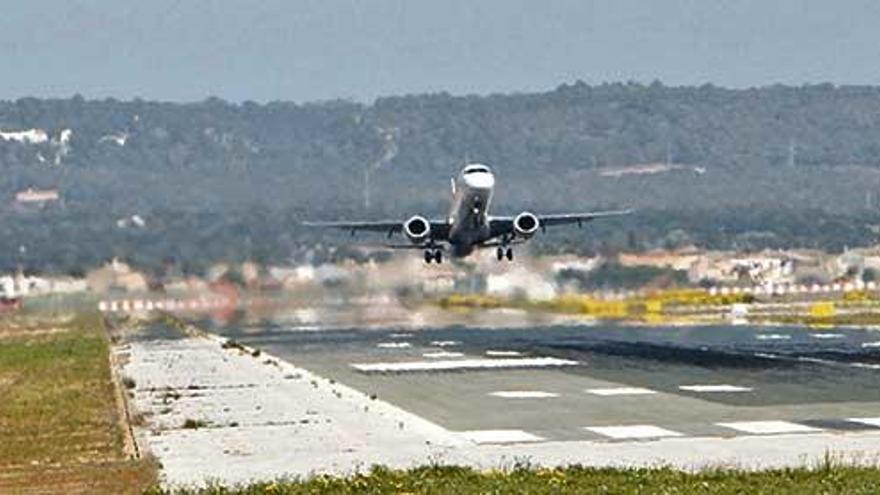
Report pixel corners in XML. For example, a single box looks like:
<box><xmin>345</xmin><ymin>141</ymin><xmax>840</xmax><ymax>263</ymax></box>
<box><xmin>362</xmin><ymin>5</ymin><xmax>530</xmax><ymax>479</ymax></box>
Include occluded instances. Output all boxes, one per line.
<box><xmin>6</xmin><ymin>243</ymin><xmax>880</xmax><ymax>309</ymax></box>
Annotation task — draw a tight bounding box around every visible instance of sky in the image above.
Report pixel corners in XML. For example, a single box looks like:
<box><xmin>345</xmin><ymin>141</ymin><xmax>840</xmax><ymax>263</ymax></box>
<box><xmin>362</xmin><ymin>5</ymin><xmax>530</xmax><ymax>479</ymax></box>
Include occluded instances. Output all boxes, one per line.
<box><xmin>2</xmin><ymin>0</ymin><xmax>880</xmax><ymax>103</ymax></box>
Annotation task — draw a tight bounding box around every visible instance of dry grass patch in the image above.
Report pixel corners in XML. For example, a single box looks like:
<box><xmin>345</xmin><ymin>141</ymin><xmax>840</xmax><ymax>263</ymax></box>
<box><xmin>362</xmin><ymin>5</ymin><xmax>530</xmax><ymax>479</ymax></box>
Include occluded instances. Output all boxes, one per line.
<box><xmin>0</xmin><ymin>312</ymin><xmax>156</xmax><ymax>494</ymax></box>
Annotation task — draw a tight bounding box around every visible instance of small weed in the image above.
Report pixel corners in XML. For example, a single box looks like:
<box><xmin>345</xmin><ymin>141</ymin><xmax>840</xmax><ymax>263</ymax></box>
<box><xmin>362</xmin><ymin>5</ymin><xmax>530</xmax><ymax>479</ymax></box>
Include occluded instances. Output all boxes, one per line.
<box><xmin>221</xmin><ymin>339</ymin><xmax>245</xmax><ymax>351</ymax></box>
<box><xmin>181</xmin><ymin>418</ymin><xmax>208</xmax><ymax>429</ymax></box>
<box><xmin>161</xmin><ymin>389</ymin><xmax>181</xmax><ymax>404</ymax></box>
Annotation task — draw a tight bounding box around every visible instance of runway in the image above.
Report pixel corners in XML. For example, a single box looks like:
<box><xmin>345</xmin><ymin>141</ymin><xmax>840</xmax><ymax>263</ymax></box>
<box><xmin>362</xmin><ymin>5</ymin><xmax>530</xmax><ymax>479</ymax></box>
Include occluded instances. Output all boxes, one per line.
<box><xmin>204</xmin><ymin>310</ymin><xmax>880</xmax><ymax>446</ymax></box>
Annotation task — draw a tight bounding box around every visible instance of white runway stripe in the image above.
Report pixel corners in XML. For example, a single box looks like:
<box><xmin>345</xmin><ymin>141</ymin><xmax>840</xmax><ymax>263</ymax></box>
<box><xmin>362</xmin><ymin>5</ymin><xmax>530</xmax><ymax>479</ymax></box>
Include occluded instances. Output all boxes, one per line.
<box><xmin>461</xmin><ymin>429</ymin><xmax>545</xmax><ymax>444</ymax></box>
<box><xmin>389</xmin><ymin>333</ymin><xmax>414</xmax><ymax>338</ymax></box>
<box><xmin>861</xmin><ymin>341</ymin><xmax>880</xmax><ymax>348</ymax></box>
<box><xmin>679</xmin><ymin>384</ymin><xmax>753</xmax><ymax>393</ymax></box>
<box><xmin>489</xmin><ymin>391</ymin><xmax>559</xmax><ymax>399</ymax></box>
<box><xmin>351</xmin><ymin>357</ymin><xmax>578</xmax><ymax>373</ymax></box>
<box><xmin>716</xmin><ymin>420</ymin><xmax>821</xmax><ymax>435</ymax></box>
<box><xmin>485</xmin><ymin>350</ymin><xmax>522</xmax><ymax>357</ymax></box>
<box><xmin>810</xmin><ymin>333</ymin><xmax>845</xmax><ymax>339</ymax></box>
<box><xmin>422</xmin><ymin>351</ymin><xmax>464</xmax><ymax>358</ymax></box>
<box><xmin>849</xmin><ymin>362</ymin><xmax>880</xmax><ymax>370</ymax></box>
<box><xmin>376</xmin><ymin>342</ymin><xmax>412</xmax><ymax>349</ymax></box>
<box><xmin>585</xmin><ymin>425</ymin><xmax>683</xmax><ymax>439</ymax></box>
<box><xmin>847</xmin><ymin>417</ymin><xmax>880</xmax><ymax>428</ymax></box>
<box><xmin>756</xmin><ymin>334</ymin><xmax>791</xmax><ymax>341</ymax></box>
<box><xmin>586</xmin><ymin>387</ymin><xmax>657</xmax><ymax>396</ymax></box>
<box><xmin>430</xmin><ymin>340</ymin><xmax>461</xmax><ymax>347</ymax></box>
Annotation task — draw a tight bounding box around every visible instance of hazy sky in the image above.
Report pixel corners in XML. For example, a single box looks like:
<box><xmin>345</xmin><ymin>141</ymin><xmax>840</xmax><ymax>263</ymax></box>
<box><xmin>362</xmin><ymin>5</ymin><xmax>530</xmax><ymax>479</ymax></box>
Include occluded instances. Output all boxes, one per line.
<box><xmin>3</xmin><ymin>0</ymin><xmax>880</xmax><ymax>102</ymax></box>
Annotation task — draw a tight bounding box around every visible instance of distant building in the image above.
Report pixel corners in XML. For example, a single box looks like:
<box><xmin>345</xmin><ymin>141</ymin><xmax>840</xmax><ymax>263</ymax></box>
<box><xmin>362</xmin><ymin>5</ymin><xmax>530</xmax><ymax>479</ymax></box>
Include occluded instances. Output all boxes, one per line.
<box><xmin>0</xmin><ymin>272</ymin><xmax>86</xmax><ymax>298</ymax></box>
<box><xmin>85</xmin><ymin>258</ymin><xmax>148</xmax><ymax>293</ymax></box>
<box><xmin>618</xmin><ymin>247</ymin><xmax>702</xmax><ymax>271</ymax></box>
<box><xmin>15</xmin><ymin>187</ymin><xmax>60</xmax><ymax>204</ymax></box>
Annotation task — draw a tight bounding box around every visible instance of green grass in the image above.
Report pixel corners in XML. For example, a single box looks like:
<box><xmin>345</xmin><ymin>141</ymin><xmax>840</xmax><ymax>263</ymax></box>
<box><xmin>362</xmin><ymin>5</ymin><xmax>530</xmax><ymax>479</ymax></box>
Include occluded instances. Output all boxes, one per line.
<box><xmin>147</xmin><ymin>463</ymin><xmax>880</xmax><ymax>494</ymax></box>
<box><xmin>0</xmin><ymin>313</ymin><xmax>122</xmax><ymax>463</ymax></box>
<box><xmin>0</xmin><ymin>312</ymin><xmax>156</xmax><ymax>493</ymax></box>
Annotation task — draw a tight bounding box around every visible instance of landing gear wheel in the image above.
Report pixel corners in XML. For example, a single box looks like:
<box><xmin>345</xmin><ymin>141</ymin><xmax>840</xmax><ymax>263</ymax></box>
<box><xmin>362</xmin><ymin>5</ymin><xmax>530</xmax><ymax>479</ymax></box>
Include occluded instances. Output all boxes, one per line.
<box><xmin>496</xmin><ymin>247</ymin><xmax>504</xmax><ymax>261</ymax></box>
<box><xmin>424</xmin><ymin>250</ymin><xmax>433</xmax><ymax>264</ymax></box>
<box><xmin>433</xmin><ymin>250</ymin><xmax>443</xmax><ymax>264</ymax></box>
<box><xmin>505</xmin><ymin>247</ymin><xmax>514</xmax><ymax>261</ymax></box>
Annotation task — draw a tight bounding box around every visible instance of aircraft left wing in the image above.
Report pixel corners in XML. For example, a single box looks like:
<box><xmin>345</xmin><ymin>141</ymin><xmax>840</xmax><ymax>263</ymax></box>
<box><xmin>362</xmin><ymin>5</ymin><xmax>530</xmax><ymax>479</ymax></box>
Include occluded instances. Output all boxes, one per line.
<box><xmin>535</xmin><ymin>208</ymin><xmax>634</xmax><ymax>227</ymax></box>
<box><xmin>489</xmin><ymin>208</ymin><xmax>632</xmax><ymax>237</ymax></box>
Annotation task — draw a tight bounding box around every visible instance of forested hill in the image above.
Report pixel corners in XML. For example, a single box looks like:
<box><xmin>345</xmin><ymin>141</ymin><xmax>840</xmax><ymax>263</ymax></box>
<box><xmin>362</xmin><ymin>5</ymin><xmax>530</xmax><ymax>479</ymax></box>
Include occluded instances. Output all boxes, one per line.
<box><xmin>3</xmin><ymin>82</ymin><xmax>880</xmax><ymax>273</ymax></box>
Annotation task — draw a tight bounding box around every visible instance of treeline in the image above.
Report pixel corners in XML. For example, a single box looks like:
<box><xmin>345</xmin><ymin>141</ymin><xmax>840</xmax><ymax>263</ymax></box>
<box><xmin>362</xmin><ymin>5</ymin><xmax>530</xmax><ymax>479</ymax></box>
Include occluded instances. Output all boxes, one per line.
<box><xmin>2</xmin><ymin>82</ymin><xmax>880</xmax><ymax>273</ymax></box>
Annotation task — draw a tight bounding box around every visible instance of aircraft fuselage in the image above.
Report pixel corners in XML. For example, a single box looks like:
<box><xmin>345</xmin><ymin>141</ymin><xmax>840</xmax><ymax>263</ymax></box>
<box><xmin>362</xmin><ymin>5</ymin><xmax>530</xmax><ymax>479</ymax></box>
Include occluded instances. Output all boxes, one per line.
<box><xmin>448</xmin><ymin>164</ymin><xmax>495</xmax><ymax>257</ymax></box>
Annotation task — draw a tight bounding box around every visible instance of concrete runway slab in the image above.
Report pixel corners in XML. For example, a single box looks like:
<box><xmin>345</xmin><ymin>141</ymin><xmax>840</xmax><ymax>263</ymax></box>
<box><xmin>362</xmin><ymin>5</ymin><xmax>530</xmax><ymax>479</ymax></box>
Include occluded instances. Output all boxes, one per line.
<box><xmin>214</xmin><ymin>316</ymin><xmax>880</xmax><ymax>445</ymax></box>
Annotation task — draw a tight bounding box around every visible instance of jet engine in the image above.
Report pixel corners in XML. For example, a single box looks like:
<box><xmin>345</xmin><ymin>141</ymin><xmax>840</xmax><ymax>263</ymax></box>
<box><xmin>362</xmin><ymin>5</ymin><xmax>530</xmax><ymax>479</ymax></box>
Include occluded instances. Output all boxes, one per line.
<box><xmin>404</xmin><ymin>215</ymin><xmax>431</xmax><ymax>243</ymax></box>
<box><xmin>513</xmin><ymin>212</ymin><xmax>540</xmax><ymax>238</ymax></box>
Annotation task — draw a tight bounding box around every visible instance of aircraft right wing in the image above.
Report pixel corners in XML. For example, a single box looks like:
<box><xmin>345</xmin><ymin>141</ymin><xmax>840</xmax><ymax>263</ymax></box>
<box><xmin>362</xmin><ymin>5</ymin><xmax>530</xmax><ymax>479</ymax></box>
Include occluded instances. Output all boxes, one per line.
<box><xmin>302</xmin><ymin>219</ymin><xmax>451</xmax><ymax>241</ymax></box>
<box><xmin>302</xmin><ymin>220</ymin><xmax>404</xmax><ymax>237</ymax></box>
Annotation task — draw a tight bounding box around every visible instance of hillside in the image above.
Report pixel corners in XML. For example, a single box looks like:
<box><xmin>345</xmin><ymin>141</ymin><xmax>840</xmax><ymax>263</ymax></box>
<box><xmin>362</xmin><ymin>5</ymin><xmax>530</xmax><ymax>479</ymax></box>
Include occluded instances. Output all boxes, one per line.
<box><xmin>2</xmin><ymin>82</ymin><xmax>880</xmax><ymax>273</ymax></box>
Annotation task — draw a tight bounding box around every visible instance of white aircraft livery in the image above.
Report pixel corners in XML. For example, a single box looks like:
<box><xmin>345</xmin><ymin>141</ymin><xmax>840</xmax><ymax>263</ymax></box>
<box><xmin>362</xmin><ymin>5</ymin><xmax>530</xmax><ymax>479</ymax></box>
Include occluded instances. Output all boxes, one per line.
<box><xmin>305</xmin><ymin>163</ymin><xmax>631</xmax><ymax>263</ymax></box>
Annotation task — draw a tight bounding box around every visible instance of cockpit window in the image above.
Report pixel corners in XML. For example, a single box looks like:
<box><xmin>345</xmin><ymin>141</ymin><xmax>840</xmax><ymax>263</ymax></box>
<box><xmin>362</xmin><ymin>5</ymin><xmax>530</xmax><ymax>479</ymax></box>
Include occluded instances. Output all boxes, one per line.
<box><xmin>463</xmin><ymin>166</ymin><xmax>490</xmax><ymax>175</ymax></box>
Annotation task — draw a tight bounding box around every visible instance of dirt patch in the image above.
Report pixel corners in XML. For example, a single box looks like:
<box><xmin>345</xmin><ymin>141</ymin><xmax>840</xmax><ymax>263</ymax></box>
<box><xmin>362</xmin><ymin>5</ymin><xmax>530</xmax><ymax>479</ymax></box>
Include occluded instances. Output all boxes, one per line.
<box><xmin>0</xmin><ymin>326</ymin><xmax>71</xmax><ymax>341</ymax></box>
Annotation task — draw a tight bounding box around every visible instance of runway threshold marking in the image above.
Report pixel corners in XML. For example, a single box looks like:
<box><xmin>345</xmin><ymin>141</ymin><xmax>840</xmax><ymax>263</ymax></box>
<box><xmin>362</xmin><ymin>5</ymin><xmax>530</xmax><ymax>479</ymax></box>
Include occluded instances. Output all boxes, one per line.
<box><xmin>461</xmin><ymin>429</ymin><xmax>545</xmax><ymax>444</ymax></box>
<box><xmin>850</xmin><ymin>362</ymin><xmax>880</xmax><ymax>370</ymax></box>
<box><xmin>377</xmin><ymin>342</ymin><xmax>412</xmax><ymax>349</ymax></box>
<box><xmin>716</xmin><ymin>421</ymin><xmax>822</xmax><ymax>435</ymax></box>
<box><xmin>678</xmin><ymin>384</ymin><xmax>753</xmax><ymax>393</ymax></box>
<box><xmin>351</xmin><ymin>357</ymin><xmax>579</xmax><ymax>373</ymax></box>
<box><xmin>422</xmin><ymin>351</ymin><xmax>465</xmax><ymax>358</ymax></box>
<box><xmin>585</xmin><ymin>387</ymin><xmax>657</xmax><ymax>396</ymax></box>
<box><xmin>489</xmin><ymin>391</ymin><xmax>559</xmax><ymax>399</ymax></box>
<box><xmin>485</xmin><ymin>350</ymin><xmax>522</xmax><ymax>357</ymax></box>
<box><xmin>430</xmin><ymin>340</ymin><xmax>461</xmax><ymax>347</ymax></box>
<box><xmin>756</xmin><ymin>334</ymin><xmax>791</xmax><ymax>341</ymax></box>
<box><xmin>584</xmin><ymin>425</ymin><xmax>683</xmax><ymax>439</ymax></box>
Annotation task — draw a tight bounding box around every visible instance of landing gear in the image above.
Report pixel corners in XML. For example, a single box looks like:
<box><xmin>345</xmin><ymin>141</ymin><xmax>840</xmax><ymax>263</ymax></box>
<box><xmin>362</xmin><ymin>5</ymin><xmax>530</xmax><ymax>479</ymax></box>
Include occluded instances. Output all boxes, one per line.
<box><xmin>496</xmin><ymin>246</ymin><xmax>514</xmax><ymax>262</ymax></box>
<box><xmin>424</xmin><ymin>248</ymin><xmax>443</xmax><ymax>264</ymax></box>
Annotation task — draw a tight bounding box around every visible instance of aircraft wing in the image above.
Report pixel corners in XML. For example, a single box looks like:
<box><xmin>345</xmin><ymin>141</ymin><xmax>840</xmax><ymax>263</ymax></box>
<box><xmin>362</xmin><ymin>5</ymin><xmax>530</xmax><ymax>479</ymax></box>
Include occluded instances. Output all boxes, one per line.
<box><xmin>302</xmin><ymin>219</ymin><xmax>450</xmax><ymax>240</ymax></box>
<box><xmin>489</xmin><ymin>209</ymin><xmax>632</xmax><ymax>237</ymax></box>
<box><xmin>535</xmin><ymin>208</ymin><xmax>633</xmax><ymax>227</ymax></box>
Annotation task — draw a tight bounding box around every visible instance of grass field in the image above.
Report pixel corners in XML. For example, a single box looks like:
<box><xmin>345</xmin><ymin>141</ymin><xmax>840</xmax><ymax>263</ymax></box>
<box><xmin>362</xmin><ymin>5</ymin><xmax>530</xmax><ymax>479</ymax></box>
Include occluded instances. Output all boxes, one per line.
<box><xmin>145</xmin><ymin>463</ymin><xmax>880</xmax><ymax>494</ymax></box>
<box><xmin>0</xmin><ymin>312</ymin><xmax>155</xmax><ymax>494</ymax></box>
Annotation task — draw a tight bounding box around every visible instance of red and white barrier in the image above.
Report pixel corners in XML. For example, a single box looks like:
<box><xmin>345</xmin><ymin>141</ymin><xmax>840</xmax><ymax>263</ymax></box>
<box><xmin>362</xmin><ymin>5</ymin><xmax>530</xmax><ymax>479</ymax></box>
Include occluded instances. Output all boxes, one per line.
<box><xmin>98</xmin><ymin>296</ymin><xmax>232</xmax><ymax>313</ymax></box>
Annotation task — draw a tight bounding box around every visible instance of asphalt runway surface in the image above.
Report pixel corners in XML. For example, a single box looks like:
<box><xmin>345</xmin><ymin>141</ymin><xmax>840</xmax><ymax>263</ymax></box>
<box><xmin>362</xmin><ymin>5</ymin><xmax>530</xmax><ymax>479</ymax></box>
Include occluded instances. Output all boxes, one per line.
<box><xmin>203</xmin><ymin>309</ymin><xmax>880</xmax><ymax>445</ymax></box>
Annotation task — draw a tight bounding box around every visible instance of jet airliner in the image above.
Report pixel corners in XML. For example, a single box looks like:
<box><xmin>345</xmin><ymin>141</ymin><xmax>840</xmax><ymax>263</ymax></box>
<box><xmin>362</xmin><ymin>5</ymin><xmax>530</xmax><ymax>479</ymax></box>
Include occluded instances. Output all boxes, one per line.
<box><xmin>305</xmin><ymin>163</ymin><xmax>631</xmax><ymax>263</ymax></box>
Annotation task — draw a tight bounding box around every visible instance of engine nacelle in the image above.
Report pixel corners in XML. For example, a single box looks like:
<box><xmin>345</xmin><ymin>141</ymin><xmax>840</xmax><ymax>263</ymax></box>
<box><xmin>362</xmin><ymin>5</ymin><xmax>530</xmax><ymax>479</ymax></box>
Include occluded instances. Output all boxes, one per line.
<box><xmin>404</xmin><ymin>215</ymin><xmax>431</xmax><ymax>243</ymax></box>
<box><xmin>513</xmin><ymin>211</ymin><xmax>540</xmax><ymax>238</ymax></box>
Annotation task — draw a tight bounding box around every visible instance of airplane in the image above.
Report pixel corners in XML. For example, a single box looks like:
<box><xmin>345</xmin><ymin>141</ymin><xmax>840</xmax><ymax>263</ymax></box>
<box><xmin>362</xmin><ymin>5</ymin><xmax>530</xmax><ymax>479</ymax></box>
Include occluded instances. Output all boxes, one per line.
<box><xmin>304</xmin><ymin>163</ymin><xmax>631</xmax><ymax>264</ymax></box>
